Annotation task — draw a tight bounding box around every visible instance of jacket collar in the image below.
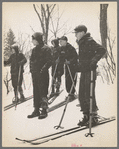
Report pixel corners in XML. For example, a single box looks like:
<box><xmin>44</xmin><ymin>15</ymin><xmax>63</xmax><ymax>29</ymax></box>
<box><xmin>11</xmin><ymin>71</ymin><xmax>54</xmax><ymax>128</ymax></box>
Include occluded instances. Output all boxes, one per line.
<box><xmin>76</xmin><ymin>33</ymin><xmax>93</xmax><ymax>45</ymax></box>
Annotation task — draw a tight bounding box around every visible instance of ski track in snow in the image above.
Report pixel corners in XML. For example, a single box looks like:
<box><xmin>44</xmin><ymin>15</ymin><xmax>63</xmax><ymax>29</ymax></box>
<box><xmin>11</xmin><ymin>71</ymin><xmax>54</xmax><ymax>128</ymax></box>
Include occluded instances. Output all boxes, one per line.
<box><xmin>2</xmin><ymin>68</ymin><xmax>117</xmax><ymax>147</ymax></box>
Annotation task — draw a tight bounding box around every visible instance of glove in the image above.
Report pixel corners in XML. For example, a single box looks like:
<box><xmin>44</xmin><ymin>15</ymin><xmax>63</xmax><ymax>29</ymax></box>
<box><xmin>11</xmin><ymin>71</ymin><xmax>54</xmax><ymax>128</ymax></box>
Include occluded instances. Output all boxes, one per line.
<box><xmin>55</xmin><ymin>58</ymin><xmax>59</xmax><ymax>64</ymax></box>
<box><xmin>65</xmin><ymin>60</ymin><xmax>70</xmax><ymax>65</ymax></box>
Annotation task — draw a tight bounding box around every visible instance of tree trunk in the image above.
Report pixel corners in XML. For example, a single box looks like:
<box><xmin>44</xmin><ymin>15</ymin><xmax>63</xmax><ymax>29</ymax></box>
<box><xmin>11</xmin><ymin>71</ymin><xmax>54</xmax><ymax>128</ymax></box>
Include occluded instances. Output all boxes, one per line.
<box><xmin>100</xmin><ymin>4</ymin><xmax>108</xmax><ymax>49</ymax></box>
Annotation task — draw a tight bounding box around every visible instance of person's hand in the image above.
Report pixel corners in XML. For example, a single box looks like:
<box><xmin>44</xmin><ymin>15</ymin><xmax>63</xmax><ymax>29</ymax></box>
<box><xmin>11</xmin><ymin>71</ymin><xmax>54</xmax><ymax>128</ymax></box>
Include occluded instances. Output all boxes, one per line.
<box><xmin>65</xmin><ymin>60</ymin><xmax>70</xmax><ymax>65</ymax></box>
<box><xmin>55</xmin><ymin>58</ymin><xmax>59</xmax><ymax>64</ymax></box>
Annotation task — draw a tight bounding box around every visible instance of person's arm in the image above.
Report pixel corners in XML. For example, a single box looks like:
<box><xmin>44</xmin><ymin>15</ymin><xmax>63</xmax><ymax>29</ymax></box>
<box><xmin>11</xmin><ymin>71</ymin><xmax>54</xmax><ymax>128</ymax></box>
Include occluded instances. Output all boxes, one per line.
<box><xmin>66</xmin><ymin>46</ymin><xmax>78</xmax><ymax>65</ymax></box>
<box><xmin>90</xmin><ymin>40</ymin><xmax>106</xmax><ymax>69</ymax></box>
<box><xmin>40</xmin><ymin>47</ymin><xmax>52</xmax><ymax>73</ymax></box>
<box><xmin>18</xmin><ymin>53</ymin><xmax>27</xmax><ymax>66</ymax></box>
<box><xmin>4</xmin><ymin>55</ymin><xmax>12</xmax><ymax>66</ymax></box>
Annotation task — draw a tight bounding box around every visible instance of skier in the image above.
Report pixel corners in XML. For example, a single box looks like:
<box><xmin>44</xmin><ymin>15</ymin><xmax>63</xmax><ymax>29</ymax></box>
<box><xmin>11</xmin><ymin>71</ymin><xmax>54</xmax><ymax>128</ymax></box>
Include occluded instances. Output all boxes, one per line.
<box><xmin>50</xmin><ymin>39</ymin><xmax>64</xmax><ymax>97</ymax></box>
<box><xmin>4</xmin><ymin>44</ymin><xmax>27</xmax><ymax>103</ymax></box>
<box><xmin>59</xmin><ymin>36</ymin><xmax>78</xmax><ymax>101</ymax></box>
<box><xmin>27</xmin><ymin>32</ymin><xmax>52</xmax><ymax>119</ymax></box>
<box><xmin>73</xmin><ymin>25</ymin><xmax>106</xmax><ymax>126</ymax></box>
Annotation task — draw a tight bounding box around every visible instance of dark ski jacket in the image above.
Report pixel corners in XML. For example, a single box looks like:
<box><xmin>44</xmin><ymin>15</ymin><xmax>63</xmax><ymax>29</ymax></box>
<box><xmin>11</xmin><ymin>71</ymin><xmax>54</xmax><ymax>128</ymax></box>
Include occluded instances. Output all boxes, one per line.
<box><xmin>76</xmin><ymin>33</ymin><xmax>106</xmax><ymax>72</ymax></box>
<box><xmin>51</xmin><ymin>46</ymin><xmax>64</xmax><ymax>76</ymax></box>
<box><xmin>4</xmin><ymin>53</ymin><xmax>27</xmax><ymax>75</ymax></box>
<box><xmin>60</xmin><ymin>43</ymin><xmax>78</xmax><ymax>68</ymax></box>
<box><xmin>30</xmin><ymin>43</ymin><xmax>52</xmax><ymax>74</ymax></box>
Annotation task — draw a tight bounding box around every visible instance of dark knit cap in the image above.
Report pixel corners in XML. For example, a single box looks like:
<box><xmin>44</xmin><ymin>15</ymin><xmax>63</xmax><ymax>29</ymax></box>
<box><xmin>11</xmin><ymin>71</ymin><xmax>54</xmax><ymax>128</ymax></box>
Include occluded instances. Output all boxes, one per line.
<box><xmin>58</xmin><ymin>36</ymin><xmax>68</xmax><ymax>41</ymax></box>
<box><xmin>32</xmin><ymin>32</ymin><xmax>43</xmax><ymax>44</ymax></box>
<box><xmin>11</xmin><ymin>44</ymin><xmax>19</xmax><ymax>53</ymax></box>
<box><xmin>51</xmin><ymin>39</ymin><xmax>59</xmax><ymax>47</ymax></box>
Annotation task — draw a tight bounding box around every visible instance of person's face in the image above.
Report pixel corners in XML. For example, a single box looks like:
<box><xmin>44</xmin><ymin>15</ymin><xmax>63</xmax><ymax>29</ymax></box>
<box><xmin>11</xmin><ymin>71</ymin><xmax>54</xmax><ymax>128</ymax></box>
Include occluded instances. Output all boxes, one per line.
<box><xmin>75</xmin><ymin>31</ymin><xmax>85</xmax><ymax>41</ymax></box>
<box><xmin>59</xmin><ymin>40</ymin><xmax>67</xmax><ymax>46</ymax></box>
<box><xmin>32</xmin><ymin>38</ymin><xmax>39</xmax><ymax>46</ymax></box>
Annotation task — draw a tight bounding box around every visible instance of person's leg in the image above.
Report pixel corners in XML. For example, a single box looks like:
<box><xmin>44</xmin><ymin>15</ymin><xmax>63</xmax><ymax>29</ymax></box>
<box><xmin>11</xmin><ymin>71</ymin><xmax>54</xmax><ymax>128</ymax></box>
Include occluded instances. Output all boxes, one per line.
<box><xmin>27</xmin><ymin>73</ymin><xmax>40</xmax><ymax>118</ymax></box>
<box><xmin>38</xmin><ymin>72</ymin><xmax>49</xmax><ymax>119</ymax></box>
<box><xmin>65</xmin><ymin>66</ymin><xmax>77</xmax><ymax>101</ymax></box>
<box><xmin>18</xmin><ymin>73</ymin><xmax>25</xmax><ymax>100</ymax></box>
<box><xmin>11</xmin><ymin>74</ymin><xmax>19</xmax><ymax>103</ymax></box>
<box><xmin>78</xmin><ymin>70</ymin><xmax>98</xmax><ymax>126</ymax></box>
<box><xmin>56</xmin><ymin>74</ymin><xmax>61</xmax><ymax>93</ymax></box>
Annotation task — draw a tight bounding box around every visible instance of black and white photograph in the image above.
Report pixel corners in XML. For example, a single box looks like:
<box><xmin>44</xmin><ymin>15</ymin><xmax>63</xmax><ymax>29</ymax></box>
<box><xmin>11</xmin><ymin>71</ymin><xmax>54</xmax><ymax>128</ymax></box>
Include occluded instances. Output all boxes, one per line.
<box><xmin>2</xmin><ymin>1</ymin><xmax>117</xmax><ymax>147</ymax></box>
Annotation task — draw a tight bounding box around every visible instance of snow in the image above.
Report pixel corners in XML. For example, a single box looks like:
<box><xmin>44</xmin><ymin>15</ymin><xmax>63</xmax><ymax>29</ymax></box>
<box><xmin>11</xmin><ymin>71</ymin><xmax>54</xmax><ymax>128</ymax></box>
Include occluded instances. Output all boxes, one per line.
<box><xmin>2</xmin><ymin>67</ymin><xmax>117</xmax><ymax>147</ymax></box>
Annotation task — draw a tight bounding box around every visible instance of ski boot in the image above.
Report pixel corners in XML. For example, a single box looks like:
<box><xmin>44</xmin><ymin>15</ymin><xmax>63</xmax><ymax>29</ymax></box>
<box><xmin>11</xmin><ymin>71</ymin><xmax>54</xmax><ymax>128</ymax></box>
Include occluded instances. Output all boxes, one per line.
<box><xmin>55</xmin><ymin>87</ymin><xmax>60</xmax><ymax>95</ymax></box>
<box><xmin>20</xmin><ymin>94</ymin><xmax>25</xmax><ymax>102</ymax></box>
<box><xmin>67</xmin><ymin>94</ymin><xmax>76</xmax><ymax>102</ymax></box>
<box><xmin>77</xmin><ymin>114</ymin><xmax>89</xmax><ymax>127</ymax></box>
<box><xmin>38</xmin><ymin>109</ymin><xmax>48</xmax><ymax>119</ymax></box>
<box><xmin>27</xmin><ymin>108</ymin><xmax>40</xmax><ymax>118</ymax></box>
<box><xmin>91</xmin><ymin>112</ymin><xmax>99</xmax><ymax>126</ymax></box>
<box><xmin>49</xmin><ymin>92</ymin><xmax>56</xmax><ymax>99</ymax></box>
<box><xmin>12</xmin><ymin>97</ymin><xmax>20</xmax><ymax>104</ymax></box>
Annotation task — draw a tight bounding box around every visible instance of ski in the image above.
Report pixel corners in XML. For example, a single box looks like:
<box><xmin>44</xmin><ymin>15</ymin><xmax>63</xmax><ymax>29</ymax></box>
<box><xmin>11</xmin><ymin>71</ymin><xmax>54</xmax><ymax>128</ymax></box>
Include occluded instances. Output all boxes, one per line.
<box><xmin>15</xmin><ymin>116</ymin><xmax>115</xmax><ymax>145</ymax></box>
<box><xmin>47</xmin><ymin>95</ymin><xmax>77</xmax><ymax>113</ymax></box>
<box><xmin>48</xmin><ymin>90</ymin><xmax>63</xmax><ymax>105</ymax></box>
<box><xmin>4</xmin><ymin>95</ymin><xmax>33</xmax><ymax>111</ymax></box>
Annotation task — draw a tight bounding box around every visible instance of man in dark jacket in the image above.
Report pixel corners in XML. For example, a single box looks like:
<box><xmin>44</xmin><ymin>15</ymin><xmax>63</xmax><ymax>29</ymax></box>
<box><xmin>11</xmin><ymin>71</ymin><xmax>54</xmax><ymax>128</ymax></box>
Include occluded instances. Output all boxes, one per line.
<box><xmin>4</xmin><ymin>44</ymin><xmax>27</xmax><ymax>103</ymax></box>
<box><xmin>59</xmin><ymin>36</ymin><xmax>78</xmax><ymax>101</ymax></box>
<box><xmin>50</xmin><ymin>39</ymin><xmax>64</xmax><ymax>97</ymax></box>
<box><xmin>27</xmin><ymin>32</ymin><xmax>52</xmax><ymax>119</ymax></box>
<box><xmin>73</xmin><ymin>25</ymin><xmax>106</xmax><ymax>126</ymax></box>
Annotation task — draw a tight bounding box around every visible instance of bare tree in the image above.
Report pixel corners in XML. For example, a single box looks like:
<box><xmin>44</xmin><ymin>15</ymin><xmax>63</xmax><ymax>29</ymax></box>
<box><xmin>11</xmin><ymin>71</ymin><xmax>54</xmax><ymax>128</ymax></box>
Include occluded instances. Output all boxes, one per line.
<box><xmin>49</xmin><ymin>5</ymin><xmax>72</xmax><ymax>41</ymax></box>
<box><xmin>100</xmin><ymin>4</ymin><xmax>108</xmax><ymax>50</ymax></box>
<box><xmin>4</xmin><ymin>70</ymin><xmax>11</xmax><ymax>94</ymax></box>
<box><xmin>33</xmin><ymin>4</ymin><xmax>56</xmax><ymax>44</ymax></box>
<box><xmin>99</xmin><ymin>4</ymin><xmax>116</xmax><ymax>84</ymax></box>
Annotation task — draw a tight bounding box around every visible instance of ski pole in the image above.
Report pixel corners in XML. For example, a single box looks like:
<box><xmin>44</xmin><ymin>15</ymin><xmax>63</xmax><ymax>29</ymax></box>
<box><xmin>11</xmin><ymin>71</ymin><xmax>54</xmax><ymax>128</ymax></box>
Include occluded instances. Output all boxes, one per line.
<box><xmin>54</xmin><ymin>73</ymin><xmax>77</xmax><ymax>129</ymax></box>
<box><xmin>85</xmin><ymin>70</ymin><xmax>94</xmax><ymax>137</ymax></box>
<box><xmin>15</xmin><ymin>65</ymin><xmax>21</xmax><ymax>110</ymax></box>
<box><xmin>65</xmin><ymin>60</ymin><xmax>78</xmax><ymax>95</ymax></box>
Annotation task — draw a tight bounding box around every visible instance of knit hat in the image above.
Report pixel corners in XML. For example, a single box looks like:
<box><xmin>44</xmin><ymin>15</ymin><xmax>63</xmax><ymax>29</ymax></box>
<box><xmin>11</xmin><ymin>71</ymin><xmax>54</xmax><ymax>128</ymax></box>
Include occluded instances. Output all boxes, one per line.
<box><xmin>58</xmin><ymin>36</ymin><xmax>68</xmax><ymax>41</ymax></box>
<box><xmin>51</xmin><ymin>39</ymin><xmax>59</xmax><ymax>47</ymax></box>
<box><xmin>32</xmin><ymin>32</ymin><xmax>43</xmax><ymax>44</ymax></box>
<box><xmin>11</xmin><ymin>43</ymin><xmax>19</xmax><ymax>53</ymax></box>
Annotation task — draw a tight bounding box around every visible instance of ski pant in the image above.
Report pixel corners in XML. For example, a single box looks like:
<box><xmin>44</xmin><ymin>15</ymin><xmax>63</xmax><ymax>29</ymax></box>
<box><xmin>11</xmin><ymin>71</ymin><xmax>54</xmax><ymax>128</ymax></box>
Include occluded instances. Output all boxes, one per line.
<box><xmin>78</xmin><ymin>70</ymin><xmax>98</xmax><ymax>114</ymax></box>
<box><xmin>51</xmin><ymin>64</ymin><xmax>63</xmax><ymax>92</ymax></box>
<box><xmin>52</xmin><ymin>75</ymin><xmax>62</xmax><ymax>92</ymax></box>
<box><xmin>32</xmin><ymin>71</ymin><xmax>49</xmax><ymax>109</ymax></box>
<box><xmin>65</xmin><ymin>65</ymin><xmax>77</xmax><ymax>94</ymax></box>
<box><xmin>11</xmin><ymin>73</ymin><xmax>24</xmax><ymax>97</ymax></box>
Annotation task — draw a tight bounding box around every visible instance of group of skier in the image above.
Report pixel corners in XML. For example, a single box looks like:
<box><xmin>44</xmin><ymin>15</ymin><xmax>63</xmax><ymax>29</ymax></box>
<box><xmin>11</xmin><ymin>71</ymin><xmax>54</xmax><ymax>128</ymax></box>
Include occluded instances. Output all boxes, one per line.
<box><xmin>4</xmin><ymin>25</ymin><xmax>106</xmax><ymax>126</ymax></box>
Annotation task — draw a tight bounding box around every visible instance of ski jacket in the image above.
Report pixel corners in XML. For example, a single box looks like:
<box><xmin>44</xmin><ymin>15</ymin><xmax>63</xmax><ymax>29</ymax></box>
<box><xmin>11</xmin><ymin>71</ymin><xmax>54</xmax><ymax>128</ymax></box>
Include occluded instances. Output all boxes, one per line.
<box><xmin>30</xmin><ymin>44</ymin><xmax>52</xmax><ymax>74</ymax></box>
<box><xmin>76</xmin><ymin>33</ymin><xmax>106</xmax><ymax>72</ymax></box>
<box><xmin>60</xmin><ymin>43</ymin><xmax>78</xmax><ymax>67</ymax></box>
<box><xmin>51</xmin><ymin>46</ymin><xmax>64</xmax><ymax>76</ymax></box>
<box><xmin>4</xmin><ymin>53</ymin><xmax>27</xmax><ymax>75</ymax></box>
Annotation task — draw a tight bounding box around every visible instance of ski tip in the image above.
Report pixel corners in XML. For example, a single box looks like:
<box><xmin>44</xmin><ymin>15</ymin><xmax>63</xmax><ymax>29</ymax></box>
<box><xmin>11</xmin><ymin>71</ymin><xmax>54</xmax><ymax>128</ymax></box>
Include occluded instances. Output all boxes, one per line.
<box><xmin>15</xmin><ymin>138</ymin><xmax>18</xmax><ymax>140</ymax></box>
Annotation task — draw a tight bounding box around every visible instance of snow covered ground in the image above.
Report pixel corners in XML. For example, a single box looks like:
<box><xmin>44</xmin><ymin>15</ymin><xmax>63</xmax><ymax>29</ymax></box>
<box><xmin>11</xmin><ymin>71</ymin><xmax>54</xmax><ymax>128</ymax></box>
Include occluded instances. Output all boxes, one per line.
<box><xmin>2</xmin><ymin>67</ymin><xmax>117</xmax><ymax>147</ymax></box>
